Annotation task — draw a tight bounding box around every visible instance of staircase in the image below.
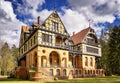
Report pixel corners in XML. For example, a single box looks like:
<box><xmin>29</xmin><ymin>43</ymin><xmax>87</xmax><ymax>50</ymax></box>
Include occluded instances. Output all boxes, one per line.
<box><xmin>29</xmin><ymin>68</ymin><xmax>53</xmax><ymax>81</ymax></box>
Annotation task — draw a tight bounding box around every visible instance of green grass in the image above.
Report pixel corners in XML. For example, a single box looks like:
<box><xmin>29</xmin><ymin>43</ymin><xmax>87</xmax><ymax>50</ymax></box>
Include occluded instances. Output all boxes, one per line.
<box><xmin>0</xmin><ymin>76</ymin><xmax>120</xmax><ymax>83</ymax></box>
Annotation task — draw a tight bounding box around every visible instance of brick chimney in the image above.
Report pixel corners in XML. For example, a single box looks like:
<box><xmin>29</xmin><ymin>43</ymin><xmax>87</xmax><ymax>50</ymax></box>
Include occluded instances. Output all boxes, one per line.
<box><xmin>73</xmin><ymin>32</ymin><xmax>75</xmax><ymax>36</ymax></box>
<box><xmin>37</xmin><ymin>16</ymin><xmax>40</xmax><ymax>24</ymax></box>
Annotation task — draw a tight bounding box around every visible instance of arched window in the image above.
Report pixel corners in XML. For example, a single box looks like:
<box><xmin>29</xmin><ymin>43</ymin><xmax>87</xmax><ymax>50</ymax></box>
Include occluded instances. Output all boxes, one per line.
<box><xmin>49</xmin><ymin>69</ymin><xmax>53</xmax><ymax>76</ymax></box>
<box><xmin>56</xmin><ymin>69</ymin><xmax>60</xmax><ymax>76</ymax></box>
<box><xmin>63</xmin><ymin>69</ymin><xmax>66</xmax><ymax>76</ymax></box>
<box><xmin>90</xmin><ymin>70</ymin><xmax>92</xmax><ymax>75</ymax></box>
<box><xmin>85</xmin><ymin>70</ymin><xmax>87</xmax><ymax>75</ymax></box>
<box><xmin>70</xmin><ymin>70</ymin><xmax>73</xmax><ymax>75</ymax></box>
<box><xmin>79</xmin><ymin>70</ymin><xmax>81</xmax><ymax>75</ymax></box>
<box><xmin>75</xmin><ymin>70</ymin><xmax>78</xmax><ymax>75</ymax></box>
<box><xmin>85</xmin><ymin>57</ymin><xmax>88</xmax><ymax>66</ymax></box>
<box><xmin>90</xmin><ymin>57</ymin><xmax>93</xmax><ymax>66</ymax></box>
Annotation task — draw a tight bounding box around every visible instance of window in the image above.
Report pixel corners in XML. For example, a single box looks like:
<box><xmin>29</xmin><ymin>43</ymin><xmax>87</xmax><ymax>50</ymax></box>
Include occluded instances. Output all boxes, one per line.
<box><xmin>90</xmin><ymin>70</ymin><xmax>92</xmax><ymax>74</ymax></box>
<box><xmin>75</xmin><ymin>70</ymin><xmax>78</xmax><ymax>75</ymax></box>
<box><xmin>79</xmin><ymin>70</ymin><xmax>81</xmax><ymax>75</ymax></box>
<box><xmin>49</xmin><ymin>69</ymin><xmax>53</xmax><ymax>76</ymax></box>
<box><xmin>56</xmin><ymin>69</ymin><xmax>60</xmax><ymax>76</ymax></box>
<box><xmin>21</xmin><ymin>48</ymin><xmax>23</xmax><ymax>54</ymax></box>
<box><xmin>90</xmin><ymin>57</ymin><xmax>93</xmax><ymax>66</ymax></box>
<box><xmin>85</xmin><ymin>57</ymin><xmax>88</xmax><ymax>66</ymax></box>
<box><xmin>42</xmin><ymin>33</ymin><xmax>52</xmax><ymax>43</ymax></box>
<box><xmin>52</xmin><ymin>22</ymin><xmax>58</xmax><ymax>31</ymax></box>
<box><xmin>63</xmin><ymin>69</ymin><xmax>66</xmax><ymax>76</ymax></box>
<box><xmin>86</xmin><ymin>46</ymin><xmax>98</xmax><ymax>54</ymax></box>
<box><xmin>85</xmin><ymin>70</ymin><xmax>87</xmax><ymax>75</ymax></box>
<box><xmin>31</xmin><ymin>39</ymin><xmax>32</xmax><ymax>46</ymax></box>
<box><xmin>34</xmin><ymin>36</ymin><xmax>36</xmax><ymax>44</ymax></box>
<box><xmin>24</xmin><ymin>44</ymin><xmax>27</xmax><ymax>51</ymax></box>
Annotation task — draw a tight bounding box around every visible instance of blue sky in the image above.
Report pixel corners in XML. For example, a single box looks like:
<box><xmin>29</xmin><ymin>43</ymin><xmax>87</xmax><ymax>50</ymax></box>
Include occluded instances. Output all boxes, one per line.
<box><xmin>0</xmin><ymin>0</ymin><xmax>120</xmax><ymax>47</ymax></box>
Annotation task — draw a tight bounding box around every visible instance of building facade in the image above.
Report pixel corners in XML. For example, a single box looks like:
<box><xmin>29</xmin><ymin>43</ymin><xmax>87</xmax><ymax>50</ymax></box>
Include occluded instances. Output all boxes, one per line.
<box><xmin>17</xmin><ymin>11</ymin><xmax>104</xmax><ymax>80</ymax></box>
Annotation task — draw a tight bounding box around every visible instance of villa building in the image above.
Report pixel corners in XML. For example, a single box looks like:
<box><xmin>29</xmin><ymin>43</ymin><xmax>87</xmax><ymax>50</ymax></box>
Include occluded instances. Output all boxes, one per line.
<box><xmin>17</xmin><ymin>10</ymin><xmax>104</xmax><ymax>80</ymax></box>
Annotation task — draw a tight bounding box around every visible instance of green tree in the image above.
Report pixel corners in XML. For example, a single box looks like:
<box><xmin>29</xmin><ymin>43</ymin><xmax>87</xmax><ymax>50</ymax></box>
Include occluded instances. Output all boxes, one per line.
<box><xmin>0</xmin><ymin>42</ymin><xmax>16</xmax><ymax>75</ymax></box>
<box><xmin>108</xmin><ymin>26</ymin><xmax>120</xmax><ymax>75</ymax></box>
<box><xmin>11</xmin><ymin>44</ymin><xmax>19</xmax><ymax>67</ymax></box>
<box><xmin>100</xmin><ymin>38</ymin><xmax>110</xmax><ymax>75</ymax></box>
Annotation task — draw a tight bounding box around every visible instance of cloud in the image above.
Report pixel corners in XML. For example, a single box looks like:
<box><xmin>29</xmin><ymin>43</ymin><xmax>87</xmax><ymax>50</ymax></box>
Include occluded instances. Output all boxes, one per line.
<box><xmin>0</xmin><ymin>0</ymin><xmax>25</xmax><ymax>47</ymax></box>
<box><xmin>65</xmin><ymin>0</ymin><xmax>120</xmax><ymax>36</ymax></box>
<box><xmin>59</xmin><ymin>8</ymin><xmax>89</xmax><ymax>35</ymax></box>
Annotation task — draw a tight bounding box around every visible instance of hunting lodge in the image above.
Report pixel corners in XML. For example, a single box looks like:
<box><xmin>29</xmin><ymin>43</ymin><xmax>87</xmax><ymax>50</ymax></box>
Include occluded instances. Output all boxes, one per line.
<box><xmin>17</xmin><ymin>10</ymin><xmax>104</xmax><ymax>80</ymax></box>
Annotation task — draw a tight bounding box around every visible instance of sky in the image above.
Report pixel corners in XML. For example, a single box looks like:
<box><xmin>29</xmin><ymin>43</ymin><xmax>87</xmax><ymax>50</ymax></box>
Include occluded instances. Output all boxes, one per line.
<box><xmin>0</xmin><ymin>0</ymin><xmax>120</xmax><ymax>47</ymax></box>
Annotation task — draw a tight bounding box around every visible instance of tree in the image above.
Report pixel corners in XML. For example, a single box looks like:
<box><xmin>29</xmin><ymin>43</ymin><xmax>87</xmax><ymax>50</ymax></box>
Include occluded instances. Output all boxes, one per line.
<box><xmin>99</xmin><ymin>38</ymin><xmax>110</xmax><ymax>75</ymax></box>
<box><xmin>107</xmin><ymin>26</ymin><xmax>120</xmax><ymax>75</ymax></box>
<box><xmin>0</xmin><ymin>42</ymin><xmax>16</xmax><ymax>75</ymax></box>
<box><xmin>11</xmin><ymin>44</ymin><xmax>19</xmax><ymax>67</ymax></box>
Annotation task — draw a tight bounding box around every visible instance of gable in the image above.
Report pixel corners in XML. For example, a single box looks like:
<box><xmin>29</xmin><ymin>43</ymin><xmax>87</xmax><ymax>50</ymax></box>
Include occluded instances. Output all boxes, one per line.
<box><xmin>42</xmin><ymin>11</ymin><xmax>68</xmax><ymax>36</ymax></box>
<box><xmin>72</xmin><ymin>27</ymin><xmax>90</xmax><ymax>44</ymax></box>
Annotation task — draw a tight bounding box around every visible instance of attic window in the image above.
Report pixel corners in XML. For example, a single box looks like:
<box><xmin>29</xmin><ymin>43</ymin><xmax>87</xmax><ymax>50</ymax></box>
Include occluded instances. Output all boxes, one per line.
<box><xmin>53</xmin><ymin>13</ymin><xmax>58</xmax><ymax>18</ymax></box>
<box><xmin>52</xmin><ymin>21</ymin><xmax>58</xmax><ymax>31</ymax></box>
<box><xmin>90</xmin><ymin>29</ymin><xmax>94</xmax><ymax>33</ymax></box>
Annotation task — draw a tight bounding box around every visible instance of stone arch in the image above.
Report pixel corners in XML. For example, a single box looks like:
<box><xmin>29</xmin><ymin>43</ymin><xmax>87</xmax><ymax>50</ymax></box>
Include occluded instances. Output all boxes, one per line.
<box><xmin>56</xmin><ymin>69</ymin><xmax>60</xmax><ymax>76</ymax></box>
<box><xmin>49</xmin><ymin>51</ymin><xmax>60</xmax><ymax>67</ymax></box>
<box><xmin>63</xmin><ymin>69</ymin><xmax>66</xmax><ymax>76</ymax></box>
<box><xmin>75</xmin><ymin>55</ymin><xmax>82</xmax><ymax>68</ymax></box>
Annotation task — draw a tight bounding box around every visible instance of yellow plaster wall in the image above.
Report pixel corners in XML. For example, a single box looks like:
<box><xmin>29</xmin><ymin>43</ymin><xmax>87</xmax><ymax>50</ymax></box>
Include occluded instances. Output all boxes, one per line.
<box><xmin>82</xmin><ymin>55</ymin><xmax>95</xmax><ymax>69</ymax></box>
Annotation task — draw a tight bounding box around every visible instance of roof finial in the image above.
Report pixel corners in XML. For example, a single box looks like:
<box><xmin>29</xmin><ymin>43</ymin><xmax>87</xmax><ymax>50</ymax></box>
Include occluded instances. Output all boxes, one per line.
<box><xmin>54</xmin><ymin>0</ymin><xmax>56</xmax><ymax>10</ymax></box>
<box><xmin>88</xmin><ymin>19</ymin><xmax>93</xmax><ymax>27</ymax></box>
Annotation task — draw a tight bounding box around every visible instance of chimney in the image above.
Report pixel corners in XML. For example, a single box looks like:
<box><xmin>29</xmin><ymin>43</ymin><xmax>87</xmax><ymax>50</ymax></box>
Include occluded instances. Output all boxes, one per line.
<box><xmin>73</xmin><ymin>32</ymin><xmax>75</xmax><ymax>36</ymax></box>
<box><xmin>37</xmin><ymin>16</ymin><xmax>40</xmax><ymax>24</ymax></box>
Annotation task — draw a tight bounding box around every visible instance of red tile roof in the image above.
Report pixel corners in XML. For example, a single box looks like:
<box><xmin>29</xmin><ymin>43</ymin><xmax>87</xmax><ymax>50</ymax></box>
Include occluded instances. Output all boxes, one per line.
<box><xmin>72</xmin><ymin>27</ymin><xmax>91</xmax><ymax>44</ymax></box>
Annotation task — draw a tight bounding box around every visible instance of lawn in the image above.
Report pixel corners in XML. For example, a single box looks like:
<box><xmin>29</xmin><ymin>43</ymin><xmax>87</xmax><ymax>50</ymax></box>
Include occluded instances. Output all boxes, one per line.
<box><xmin>0</xmin><ymin>76</ymin><xmax>120</xmax><ymax>83</ymax></box>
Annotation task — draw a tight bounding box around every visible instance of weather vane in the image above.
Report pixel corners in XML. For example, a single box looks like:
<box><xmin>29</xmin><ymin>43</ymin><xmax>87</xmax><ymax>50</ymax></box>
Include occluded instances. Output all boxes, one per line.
<box><xmin>88</xmin><ymin>19</ymin><xmax>93</xmax><ymax>27</ymax></box>
<box><xmin>54</xmin><ymin>0</ymin><xmax>56</xmax><ymax>10</ymax></box>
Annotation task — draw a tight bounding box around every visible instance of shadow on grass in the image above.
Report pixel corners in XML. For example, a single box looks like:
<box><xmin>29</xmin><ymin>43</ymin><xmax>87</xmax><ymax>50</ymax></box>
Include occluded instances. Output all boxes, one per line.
<box><xmin>0</xmin><ymin>78</ymin><xmax>28</xmax><ymax>81</ymax></box>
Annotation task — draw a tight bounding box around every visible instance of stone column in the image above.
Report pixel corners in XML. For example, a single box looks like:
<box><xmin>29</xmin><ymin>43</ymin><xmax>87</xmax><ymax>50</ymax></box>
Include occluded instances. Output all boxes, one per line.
<box><xmin>73</xmin><ymin>55</ymin><xmax>76</xmax><ymax>68</ymax></box>
<box><xmin>37</xmin><ymin>56</ymin><xmax>41</xmax><ymax>72</ymax></box>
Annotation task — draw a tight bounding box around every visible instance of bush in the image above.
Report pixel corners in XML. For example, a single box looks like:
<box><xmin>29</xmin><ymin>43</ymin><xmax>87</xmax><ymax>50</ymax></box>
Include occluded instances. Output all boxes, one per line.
<box><xmin>54</xmin><ymin>77</ymin><xmax>58</xmax><ymax>80</ymax></box>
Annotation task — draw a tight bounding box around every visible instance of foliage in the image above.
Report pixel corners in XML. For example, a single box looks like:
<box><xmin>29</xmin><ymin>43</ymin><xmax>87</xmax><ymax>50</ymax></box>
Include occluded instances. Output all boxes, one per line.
<box><xmin>0</xmin><ymin>42</ymin><xmax>19</xmax><ymax>75</ymax></box>
<box><xmin>99</xmin><ymin>38</ymin><xmax>110</xmax><ymax>75</ymax></box>
<box><xmin>100</xmin><ymin>26</ymin><xmax>120</xmax><ymax>75</ymax></box>
<box><xmin>107</xmin><ymin>26</ymin><xmax>120</xmax><ymax>75</ymax></box>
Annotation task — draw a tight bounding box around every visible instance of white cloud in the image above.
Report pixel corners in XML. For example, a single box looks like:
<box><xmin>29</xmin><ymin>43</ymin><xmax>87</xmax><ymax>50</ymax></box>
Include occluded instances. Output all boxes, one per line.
<box><xmin>0</xmin><ymin>0</ymin><xmax>25</xmax><ymax>47</ymax></box>
<box><xmin>65</xmin><ymin>0</ymin><xmax>120</xmax><ymax>36</ymax></box>
<box><xmin>59</xmin><ymin>8</ymin><xmax>89</xmax><ymax>35</ymax></box>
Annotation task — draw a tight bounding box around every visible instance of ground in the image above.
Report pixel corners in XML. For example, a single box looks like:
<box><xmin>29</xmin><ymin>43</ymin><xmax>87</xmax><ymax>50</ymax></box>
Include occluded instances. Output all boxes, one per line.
<box><xmin>0</xmin><ymin>76</ymin><xmax>120</xmax><ymax>83</ymax></box>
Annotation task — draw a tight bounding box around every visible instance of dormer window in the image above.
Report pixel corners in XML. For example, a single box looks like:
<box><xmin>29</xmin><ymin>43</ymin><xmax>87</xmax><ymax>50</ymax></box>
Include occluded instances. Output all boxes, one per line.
<box><xmin>52</xmin><ymin>21</ymin><xmax>58</xmax><ymax>31</ymax></box>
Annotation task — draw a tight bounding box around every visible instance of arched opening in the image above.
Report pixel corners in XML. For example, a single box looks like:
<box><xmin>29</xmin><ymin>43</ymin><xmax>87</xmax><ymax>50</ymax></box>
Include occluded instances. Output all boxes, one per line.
<box><xmin>41</xmin><ymin>56</ymin><xmax>47</xmax><ymax>67</ymax></box>
<box><xmin>49</xmin><ymin>51</ymin><xmax>60</xmax><ymax>67</ymax></box>
<box><xmin>69</xmin><ymin>55</ymin><xmax>73</xmax><ymax>67</ymax></box>
<box><xmin>75</xmin><ymin>56</ymin><xmax>82</xmax><ymax>68</ymax></box>
<box><xmin>56</xmin><ymin>69</ymin><xmax>60</xmax><ymax>76</ymax></box>
<box><xmin>79</xmin><ymin>70</ymin><xmax>81</xmax><ymax>75</ymax></box>
<box><xmin>21</xmin><ymin>60</ymin><xmax>26</xmax><ymax>67</ymax></box>
<box><xmin>90</xmin><ymin>57</ymin><xmax>93</xmax><ymax>66</ymax></box>
<box><xmin>33</xmin><ymin>52</ymin><xmax>37</xmax><ymax>67</ymax></box>
<box><xmin>55</xmin><ymin>35</ymin><xmax>62</xmax><ymax>46</ymax></box>
<box><xmin>85</xmin><ymin>57</ymin><xmax>88</xmax><ymax>66</ymax></box>
<box><xmin>63</xmin><ymin>69</ymin><xmax>66</xmax><ymax>76</ymax></box>
<box><xmin>49</xmin><ymin>69</ymin><xmax>53</xmax><ymax>76</ymax></box>
<box><xmin>62</xmin><ymin>58</ymin><xmax>67</xmax><ymax>67</ymax></box>
<box><xmin>70</xmin><ymin>70</ymin><xmax>73</xmax><ymax>75</ymax></box>
<box><xmin>75</xmin><ymin>70</ymin><xmax>78</xmax><ymax>75</ymax></box>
